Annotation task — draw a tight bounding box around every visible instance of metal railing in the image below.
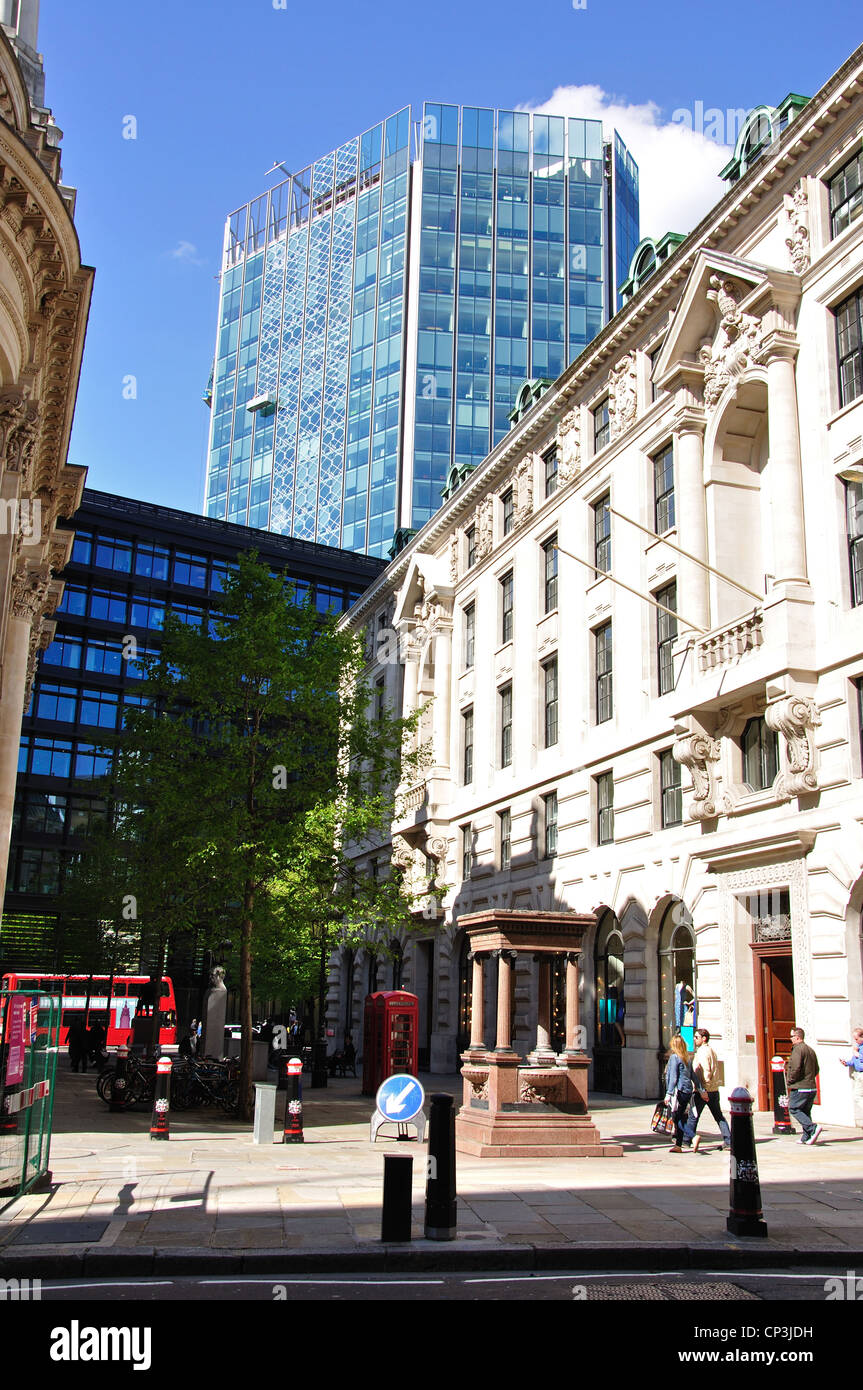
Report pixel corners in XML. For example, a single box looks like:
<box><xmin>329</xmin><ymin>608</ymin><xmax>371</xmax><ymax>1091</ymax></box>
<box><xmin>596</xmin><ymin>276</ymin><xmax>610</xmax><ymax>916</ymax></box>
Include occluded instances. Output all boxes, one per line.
<box><xmin>0</xmin><ymin>988</ymin><xmax>60</xmax><ymax>1210</ymax></box>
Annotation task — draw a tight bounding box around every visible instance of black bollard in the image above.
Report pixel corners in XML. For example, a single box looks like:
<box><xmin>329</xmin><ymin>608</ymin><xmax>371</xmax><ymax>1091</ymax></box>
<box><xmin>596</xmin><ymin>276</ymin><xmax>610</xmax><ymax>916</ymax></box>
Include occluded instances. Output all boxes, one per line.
<box><xmin>381</xmin><ymin>1153</ymin><xmax>413</xmax><ymax>1242</ymax></box>
<box><xmin>771</xmin><ymin>1055</ymin><xmax>793</xmax><ymax>1135</ymax></box>
<box><xmin>110</xmin><ymin>1045</ymin><xmax>130</xmax><ymax>1113</ymax></box>
<box><xmin>726</xmin><ymin>1086</ymin><xmax>768</xmax><ymax>1237</ymax></box>
<box><xmin>282</xmin><ymin>1056</ymin><xmax>304</xmax><ymax>1142</ymax></box>
<box><xmin>424</xmin><ymin>1092</ymin><xmax>457</xmax><ymax>1241</ymax></box>
<box><xmin>149</xmin><ymin>1055</ymin><xmax>172</xmax><ymax>1140</ymax></box>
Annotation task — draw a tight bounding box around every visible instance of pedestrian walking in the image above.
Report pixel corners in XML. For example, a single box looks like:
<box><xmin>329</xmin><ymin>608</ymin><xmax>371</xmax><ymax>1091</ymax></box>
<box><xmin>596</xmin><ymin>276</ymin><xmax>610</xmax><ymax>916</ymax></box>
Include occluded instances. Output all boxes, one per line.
<box><xmin>87</xmin><ymin>1019</ymin><xmax>107</xmax><ymax>1068</ymax></box>
<box><xmin>682</xmin><ymin>1027</ymin><xmax>731</xmax><ymax>1151</ymax></box>
<box><xmin>67</xmin><ymin>1017</ymin><xmax>88</xmax><ymax>1073</ymax></box>
<box><xmin>786</xmin><ymin>1026</ymin><xmax>822</xmax><ymax>1145</ymax></box>
<box><xmin>664</xmin><ymin>1034</ymin><xmax>694</xmax><ymax>1153</ymax></box>
<box><xmin>841</xmin><ymin>1026</ymin><xmax>863</xmax><ymax>1124</ymax></box>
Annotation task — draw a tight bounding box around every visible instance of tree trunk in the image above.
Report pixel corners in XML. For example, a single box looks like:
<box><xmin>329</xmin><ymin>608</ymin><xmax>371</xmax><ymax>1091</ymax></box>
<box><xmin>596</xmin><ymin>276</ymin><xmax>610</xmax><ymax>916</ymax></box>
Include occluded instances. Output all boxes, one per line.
<box><xmin>239</xmin><ymin>884</ymin><xmax>255</xmax><ymax>1121</ymax></box>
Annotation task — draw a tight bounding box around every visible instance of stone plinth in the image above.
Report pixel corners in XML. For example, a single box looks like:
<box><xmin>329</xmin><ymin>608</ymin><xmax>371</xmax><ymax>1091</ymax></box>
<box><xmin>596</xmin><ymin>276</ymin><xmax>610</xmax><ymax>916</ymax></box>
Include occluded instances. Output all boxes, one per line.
<box><xmin>457</xmin><ymin>1056</ymin><xmax>622</xmax><ymax>1158</ymax></box>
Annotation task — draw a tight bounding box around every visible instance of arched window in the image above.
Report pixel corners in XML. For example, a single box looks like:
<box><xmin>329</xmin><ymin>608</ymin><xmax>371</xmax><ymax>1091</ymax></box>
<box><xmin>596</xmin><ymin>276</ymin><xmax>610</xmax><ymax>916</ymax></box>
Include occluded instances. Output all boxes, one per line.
<box><xmin>594</xmin><ymin>911</ymin><xmax>624</xmax><ymax>1093</ymax></box>
<box><xmin>595</xmin><ymin>912</ymin><xmax>624</xmax><ymax>1049</ymax></box>
<box><xmin>367</xmin><ymin>952</ymin><xmax>378</xmax><ymax>996</ymax></box>
<box><xmin>659</xmin><ymin>902</ymin><xmax>696</xmax><ymax>1051</ymax></box>
<box><xmin>633</xmin><ymin>244</ymin><xmax>656</xmax><ymax>285</ymax></box>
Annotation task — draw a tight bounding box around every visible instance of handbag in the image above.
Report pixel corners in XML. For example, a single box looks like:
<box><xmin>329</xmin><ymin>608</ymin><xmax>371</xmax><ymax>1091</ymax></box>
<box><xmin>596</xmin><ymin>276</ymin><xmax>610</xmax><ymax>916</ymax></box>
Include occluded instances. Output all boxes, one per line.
<box><xmin>651</xmin><ymin>1096</ymin><xmax>676</xmax><ymax>1134</ymax></box>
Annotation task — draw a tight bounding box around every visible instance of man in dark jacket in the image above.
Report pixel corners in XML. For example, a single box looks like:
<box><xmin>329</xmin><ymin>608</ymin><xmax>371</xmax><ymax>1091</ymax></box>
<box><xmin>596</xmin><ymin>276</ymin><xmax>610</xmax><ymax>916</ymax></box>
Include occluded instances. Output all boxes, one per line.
<box><xmin>786</xmin><ymin>1027</ymin><xmax>822</xmax><ymax>1145</ymax></box>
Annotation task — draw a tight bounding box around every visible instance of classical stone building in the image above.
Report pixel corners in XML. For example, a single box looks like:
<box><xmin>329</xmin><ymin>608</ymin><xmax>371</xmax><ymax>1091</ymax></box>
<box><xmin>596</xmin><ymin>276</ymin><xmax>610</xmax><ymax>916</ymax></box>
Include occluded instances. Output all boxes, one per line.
<box><xmin>332</xmin><ymin>43</ymin><xmax>863</xmax><ymax>1127</ymax></box>
<box><xmin>333</xmin><ymin>46</ymin><xmax>861</xmax><ymax>1128</ymax></box>
<box><xmin>0</xmin><ymin>3</ymin><xmax>94</xmax><ymax>916</ymax></box>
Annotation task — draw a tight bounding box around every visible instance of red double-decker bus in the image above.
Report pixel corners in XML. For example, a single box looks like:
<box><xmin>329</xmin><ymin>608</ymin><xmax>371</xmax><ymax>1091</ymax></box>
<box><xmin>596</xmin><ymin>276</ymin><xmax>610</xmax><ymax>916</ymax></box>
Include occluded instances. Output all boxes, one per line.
<box><xmin>0</xmin><ymin>973</ymin><xmax>178</xmax><ymax>1049</ymax></box>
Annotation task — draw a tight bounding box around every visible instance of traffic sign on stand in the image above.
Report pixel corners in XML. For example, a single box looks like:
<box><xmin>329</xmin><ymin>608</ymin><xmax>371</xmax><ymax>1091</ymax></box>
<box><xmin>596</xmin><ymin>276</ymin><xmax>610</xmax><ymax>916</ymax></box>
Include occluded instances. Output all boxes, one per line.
<box><xmin>371</xmin><ymin>1074</ymin><xmax>426</xmax><ymax>1143</ymax></box>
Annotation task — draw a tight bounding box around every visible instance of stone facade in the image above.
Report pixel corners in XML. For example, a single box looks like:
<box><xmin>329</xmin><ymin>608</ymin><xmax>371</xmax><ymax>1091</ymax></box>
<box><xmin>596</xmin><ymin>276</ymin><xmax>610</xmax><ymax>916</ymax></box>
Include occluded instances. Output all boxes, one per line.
<box><xmin>0</xmin><ymin>24</ymin><xmax>93</xmax><ymax>915</ymax></box>
<box><xmin>332</xmin><ymin>45</ymin><xmax>863</xmax><ymax>1127</ymax></box>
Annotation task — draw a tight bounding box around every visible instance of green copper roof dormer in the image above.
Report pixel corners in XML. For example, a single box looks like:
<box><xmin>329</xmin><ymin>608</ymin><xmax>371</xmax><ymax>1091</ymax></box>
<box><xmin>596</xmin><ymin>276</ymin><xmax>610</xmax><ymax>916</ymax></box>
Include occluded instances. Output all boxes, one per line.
<box><xmin>440</xmin><ymin>462</ymin><xmax>477</xmax><ymax>502</ymax></box>
<box><xmin>720</xmin><ymin>93</ymin><xmax>810</xmax><ymax>185</ymax></box>
<box><xmin>388</xmin><ymin>527</ymin><xmax>418</xmax><ymax>559</ymax></box>
<box><xmin>619</xmin><ymin>232</ymin><xmax>686</xmax><ymax>303</ymax></box>
<box><xmin>507</xmin><ymin>378</ymin><xmax>553</xmax><ymax>428</ymax></box>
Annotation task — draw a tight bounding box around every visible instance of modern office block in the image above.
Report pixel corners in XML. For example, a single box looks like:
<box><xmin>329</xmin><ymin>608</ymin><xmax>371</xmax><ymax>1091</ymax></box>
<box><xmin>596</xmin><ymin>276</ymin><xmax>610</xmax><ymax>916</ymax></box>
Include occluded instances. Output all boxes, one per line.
<box><xmin>1</xmin><ymin>489</ymin><xmax>385</xmax><ymax>979</ymax></box>
<box><xmin>205</xmin><ymin>105</ymin><xmax>639</xmax><ymax>558</ymax></box>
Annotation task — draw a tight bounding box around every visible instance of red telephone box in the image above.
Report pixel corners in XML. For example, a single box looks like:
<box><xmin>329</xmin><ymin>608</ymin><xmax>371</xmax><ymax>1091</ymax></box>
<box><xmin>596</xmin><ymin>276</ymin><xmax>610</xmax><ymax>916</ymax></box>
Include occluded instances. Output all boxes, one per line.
<box><xmin>361</xmin><ymin>991</ymin><xmax>419</xmax><ymax>1095</ymax></box>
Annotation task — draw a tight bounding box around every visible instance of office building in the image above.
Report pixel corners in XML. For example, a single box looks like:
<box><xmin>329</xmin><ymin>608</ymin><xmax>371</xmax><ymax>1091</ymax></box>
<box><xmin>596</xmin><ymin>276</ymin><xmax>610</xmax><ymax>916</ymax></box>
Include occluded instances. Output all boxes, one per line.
<box><xmin>204</xmin><ymin>105</ymin><xmax>639</xmax><ymax>558</ymax></box>
<box><xmin>1</xmin><ymin>489</ymin><xmax>385</xmax><ymax>990</ymax></box>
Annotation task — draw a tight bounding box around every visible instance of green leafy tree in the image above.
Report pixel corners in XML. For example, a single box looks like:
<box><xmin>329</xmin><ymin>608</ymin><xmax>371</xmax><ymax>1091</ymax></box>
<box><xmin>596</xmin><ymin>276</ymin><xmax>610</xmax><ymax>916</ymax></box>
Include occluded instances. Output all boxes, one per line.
<box><xmin>103</xmin><ymin>553</ymin><xmax>419</xmax><ymax>1118</ymax></box>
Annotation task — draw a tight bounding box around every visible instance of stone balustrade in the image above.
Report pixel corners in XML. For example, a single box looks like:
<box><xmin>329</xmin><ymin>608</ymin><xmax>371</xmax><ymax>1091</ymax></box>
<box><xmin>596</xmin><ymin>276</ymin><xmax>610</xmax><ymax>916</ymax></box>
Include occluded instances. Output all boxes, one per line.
<box><xmin>696</xmin><ymin>610</ymin><xmax>763</xmax><ymax>672</ymax></box>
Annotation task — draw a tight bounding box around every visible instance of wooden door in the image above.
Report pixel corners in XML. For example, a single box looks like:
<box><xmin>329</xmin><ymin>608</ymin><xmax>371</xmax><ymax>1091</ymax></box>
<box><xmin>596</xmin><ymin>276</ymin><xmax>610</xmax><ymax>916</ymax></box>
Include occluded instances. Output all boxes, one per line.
<box><xmin>753</xmin><ymin>948</ymin><xmax>795</xmax><ymax>1109</ymax></box>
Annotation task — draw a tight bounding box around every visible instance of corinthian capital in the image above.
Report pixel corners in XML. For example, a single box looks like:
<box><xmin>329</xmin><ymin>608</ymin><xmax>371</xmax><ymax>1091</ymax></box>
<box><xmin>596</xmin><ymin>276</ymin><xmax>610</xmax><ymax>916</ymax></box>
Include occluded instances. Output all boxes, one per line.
<box><xmin>11</xmin><ymin>562</ymin><xmax>52</xmax><ymax>625</ymax></box>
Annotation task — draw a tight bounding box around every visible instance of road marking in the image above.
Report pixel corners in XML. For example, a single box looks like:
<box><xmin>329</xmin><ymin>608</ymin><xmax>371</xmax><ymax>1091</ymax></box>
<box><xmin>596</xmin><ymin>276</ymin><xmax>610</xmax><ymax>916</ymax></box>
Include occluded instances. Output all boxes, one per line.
<box><xmin>198</xmin><ymin>1277</ymin><xmax>445</xmax><ymax>1286</ymax></box>
<box><xmin>42</xmin><ymin>1281</ymin><xmax>175</xmax><ymax>1291</ymax></box>
<box><xmin>464</xmin><ymin>1270</ymin><xmax>827</xmax><ymax>1284</ymax></box>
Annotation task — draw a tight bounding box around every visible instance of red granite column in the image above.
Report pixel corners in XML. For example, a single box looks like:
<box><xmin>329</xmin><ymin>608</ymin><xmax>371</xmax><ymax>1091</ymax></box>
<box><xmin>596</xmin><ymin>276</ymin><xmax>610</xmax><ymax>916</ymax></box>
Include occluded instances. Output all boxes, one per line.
<box><xmin>468</xmin><ymin>951</ymin><xmax>486</xmax><ymax>1052</ymax></box>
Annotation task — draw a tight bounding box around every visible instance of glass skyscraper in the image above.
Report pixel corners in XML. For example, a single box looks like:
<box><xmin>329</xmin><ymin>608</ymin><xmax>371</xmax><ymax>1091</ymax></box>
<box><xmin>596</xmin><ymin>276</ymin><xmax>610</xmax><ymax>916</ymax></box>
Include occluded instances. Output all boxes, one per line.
<box><xmin>205</xmin><ymin>104</ymin><xmax>639</xmax><ymax>559</ymax></box>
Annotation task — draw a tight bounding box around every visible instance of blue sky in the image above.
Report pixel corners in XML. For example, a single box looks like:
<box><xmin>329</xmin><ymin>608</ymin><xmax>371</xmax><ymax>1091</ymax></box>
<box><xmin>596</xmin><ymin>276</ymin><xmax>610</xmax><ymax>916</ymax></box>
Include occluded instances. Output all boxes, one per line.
<box><xmin>39</xmin><ymin>0</ymin><xmax>861</xmax><ymax>516</ymax></box>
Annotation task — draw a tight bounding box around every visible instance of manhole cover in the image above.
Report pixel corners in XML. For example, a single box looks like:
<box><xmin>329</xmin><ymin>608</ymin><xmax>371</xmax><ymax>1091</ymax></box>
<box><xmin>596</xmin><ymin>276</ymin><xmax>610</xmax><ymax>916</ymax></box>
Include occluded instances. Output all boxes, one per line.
<box><xmin>580</xmin><ymin>1282</ymin><xmax>760</xmax><ymax>1301</ymax></box>
<box><xmin>12</xmin><ymin>1220</ymin><xmax>109</xmax><ymax>1246</ymax></box>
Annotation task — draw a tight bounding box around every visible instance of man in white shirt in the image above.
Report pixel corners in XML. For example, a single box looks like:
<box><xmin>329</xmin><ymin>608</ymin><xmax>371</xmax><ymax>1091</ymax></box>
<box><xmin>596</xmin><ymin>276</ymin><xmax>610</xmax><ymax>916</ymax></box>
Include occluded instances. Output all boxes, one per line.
<box><xmin>681</xmin><ymin>1028</ymin><xmax>731</xmax><ymax>1152</ymax></box>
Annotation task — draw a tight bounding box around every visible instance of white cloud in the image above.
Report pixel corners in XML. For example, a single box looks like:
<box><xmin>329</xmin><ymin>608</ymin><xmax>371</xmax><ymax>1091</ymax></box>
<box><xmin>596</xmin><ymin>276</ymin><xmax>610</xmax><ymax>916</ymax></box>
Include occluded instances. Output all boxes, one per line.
<box><xmin>521</xmin><ymin>84</ymin><xmax>735</xmax><ymax>245</ymax></box>
<box><xmin>168</xmin><ymin>240</ymin><xmax>205</xmax><ymax>266</ymax></box>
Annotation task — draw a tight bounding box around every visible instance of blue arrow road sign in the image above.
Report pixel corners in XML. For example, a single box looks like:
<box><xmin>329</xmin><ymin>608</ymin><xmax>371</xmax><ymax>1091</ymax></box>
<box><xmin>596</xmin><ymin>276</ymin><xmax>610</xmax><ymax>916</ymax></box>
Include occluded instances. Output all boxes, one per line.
<box><xmin>376</xmin><ymin>1074</ymin><xmax>425</xmax><ymax>1123</ymax></box>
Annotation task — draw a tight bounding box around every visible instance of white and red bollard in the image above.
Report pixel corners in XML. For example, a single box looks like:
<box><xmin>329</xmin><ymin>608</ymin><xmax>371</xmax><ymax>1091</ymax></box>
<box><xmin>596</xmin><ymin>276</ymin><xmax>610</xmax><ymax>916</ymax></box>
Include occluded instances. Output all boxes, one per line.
<box><xmin>282</xmin><ymin>1056</ymin><xmax>304</xmax><ymax>1143</ymax></box>
<box><xmin>726</xmin><ymin>1086</ymin><xmax>768</xmax><ymax>1238</ymax></box>
<box><xmin>110</xmin><ymin>1045</ymin><xmax>130</xmax><ymax>1113</ymax></box>
<box><xmin>771</xmin><ymin>1055</ymin><xmax>793</xmax><ymax>1135</ymax></box>
<box><xmin>149</xmin><ymin>1055</ymin><xmax>172</xmax><ymax>1141</ymax></box>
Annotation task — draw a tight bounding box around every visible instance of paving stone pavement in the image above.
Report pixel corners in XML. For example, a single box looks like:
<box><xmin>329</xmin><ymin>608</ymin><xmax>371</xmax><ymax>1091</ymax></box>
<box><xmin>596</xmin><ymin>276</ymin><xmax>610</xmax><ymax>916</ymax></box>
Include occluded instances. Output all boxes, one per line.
<box><xmin>2</xmin><ymin>1067</ymin><xmax>862</xmax><ymax>1268</ymax></box>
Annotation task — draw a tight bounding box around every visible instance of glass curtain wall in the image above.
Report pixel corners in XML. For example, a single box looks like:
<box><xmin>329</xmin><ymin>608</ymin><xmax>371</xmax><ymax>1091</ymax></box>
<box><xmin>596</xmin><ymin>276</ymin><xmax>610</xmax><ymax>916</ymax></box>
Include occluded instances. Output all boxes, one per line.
<box><xmin>207</xmin><ymin>106</ymin><xmax>637</xmax><ymax>556</ymax></box>
<box><xmin>207</xmin><ymin>109</ymin><xmax>410</xmax><ymax>554</ymax></box>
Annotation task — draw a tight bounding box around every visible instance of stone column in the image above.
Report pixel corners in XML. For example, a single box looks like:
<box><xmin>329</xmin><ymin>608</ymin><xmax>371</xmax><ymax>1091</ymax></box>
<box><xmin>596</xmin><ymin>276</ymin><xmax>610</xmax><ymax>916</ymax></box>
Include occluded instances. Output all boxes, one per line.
<box><xmin>564</xmin><ymin>951</ymin><xmax>582</xmax><ymax>1054</ymax></box>
<box><xmin>674</xmin><ymin>414</ymin><xmax>709</xmax><ymax>631</ymax></box>
<box><xmin>467</xmin><ymin>950</ymin><xmax>486</xmax><ymax>1052</ymax></box>
<box><xmin>527</xmin><ymin>954</ymin><xmax>556</xmax><ymax>1066</ymax></box>
<box><xmin>493</xmin><ymin>949</ymin><xmax>517</xmax><ymax>1053</ymax></box>
<box><xmin>431</xmin><ymin>619</ymin><xmax>452</xmax><ymax>771</ymax></box>
<box><xmin>765</xmin><ymin>346</ymin><xmax>808</xmax><ymax>587</ymax></box>
<box><xmin>0</xmin><ymin>611</ymin><xmax>33</xmax><ymax>910</ymax></box>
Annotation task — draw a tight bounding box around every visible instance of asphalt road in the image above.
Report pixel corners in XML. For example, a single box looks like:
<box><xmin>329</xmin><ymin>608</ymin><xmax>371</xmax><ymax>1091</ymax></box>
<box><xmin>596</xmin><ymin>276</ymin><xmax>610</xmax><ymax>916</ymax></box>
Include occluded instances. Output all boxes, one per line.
<box><xmin>28</xmin><ymin>1268</ymin><xmax>840</xmax><ymax>1300</ymax></box>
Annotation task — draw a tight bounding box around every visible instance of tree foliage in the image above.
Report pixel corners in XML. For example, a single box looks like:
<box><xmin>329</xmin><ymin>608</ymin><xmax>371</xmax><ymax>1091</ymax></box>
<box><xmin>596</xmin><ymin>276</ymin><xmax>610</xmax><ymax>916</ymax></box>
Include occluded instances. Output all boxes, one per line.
<box><xmin>69</xmin><ymin>554</ymin><xmax>420</xmax><ymax>1117</ymax></box>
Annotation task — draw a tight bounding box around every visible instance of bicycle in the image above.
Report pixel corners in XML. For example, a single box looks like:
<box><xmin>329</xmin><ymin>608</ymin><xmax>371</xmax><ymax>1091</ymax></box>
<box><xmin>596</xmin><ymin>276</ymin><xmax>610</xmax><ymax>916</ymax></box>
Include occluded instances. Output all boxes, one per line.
<box><xmin>96</xmin><ymin>1056</ymin><xmax>157</xmax><ymax>1110</ymax></box>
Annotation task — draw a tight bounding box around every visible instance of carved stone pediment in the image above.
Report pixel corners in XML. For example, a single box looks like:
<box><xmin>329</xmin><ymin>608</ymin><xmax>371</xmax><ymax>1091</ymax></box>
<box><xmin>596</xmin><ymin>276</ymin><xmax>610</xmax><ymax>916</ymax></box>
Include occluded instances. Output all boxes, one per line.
<box><xmin>699</xmin><ymin>275</ymin><xmax>764</xmax><ymax>408</ymax></box>
<box><xmin>651</xmin><ymin>251</ymin><xmax>799</xmax><ymax>402</ymax></box>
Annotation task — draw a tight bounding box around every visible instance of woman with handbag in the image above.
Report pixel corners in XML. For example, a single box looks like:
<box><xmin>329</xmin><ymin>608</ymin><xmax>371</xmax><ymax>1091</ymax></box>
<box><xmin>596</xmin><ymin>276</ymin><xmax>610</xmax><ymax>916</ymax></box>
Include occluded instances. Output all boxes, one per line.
<box><xmin>664</xmin><ymin>1034</ymin><xmax>694</xmax><ymax>1153</ymax></box>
